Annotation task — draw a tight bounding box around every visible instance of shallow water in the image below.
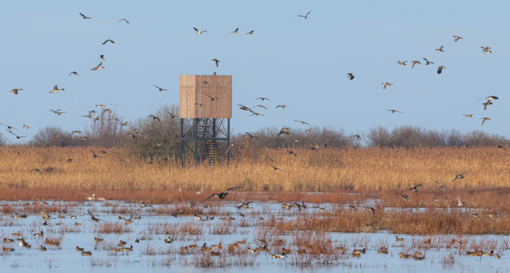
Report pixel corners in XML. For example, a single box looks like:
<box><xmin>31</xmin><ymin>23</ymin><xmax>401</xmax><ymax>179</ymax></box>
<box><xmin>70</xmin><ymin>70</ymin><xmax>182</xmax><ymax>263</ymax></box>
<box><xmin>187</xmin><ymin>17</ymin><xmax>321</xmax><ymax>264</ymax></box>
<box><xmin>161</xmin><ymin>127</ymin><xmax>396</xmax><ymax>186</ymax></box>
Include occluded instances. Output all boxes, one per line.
<box><xmin>0</xmin><ymin>200</ymin><xmax>508</xmax><ymax>272</ymax></box>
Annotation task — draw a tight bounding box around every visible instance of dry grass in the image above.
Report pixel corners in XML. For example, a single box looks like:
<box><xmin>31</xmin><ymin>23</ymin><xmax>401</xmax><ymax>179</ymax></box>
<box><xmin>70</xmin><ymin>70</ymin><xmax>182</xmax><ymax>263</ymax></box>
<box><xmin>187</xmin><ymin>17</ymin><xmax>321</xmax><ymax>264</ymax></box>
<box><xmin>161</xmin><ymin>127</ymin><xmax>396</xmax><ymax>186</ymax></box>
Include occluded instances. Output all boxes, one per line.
<box><xmin>1</xmin><ymin>146</ymin><xmax>510</xmax><ymax>200</ymax></box>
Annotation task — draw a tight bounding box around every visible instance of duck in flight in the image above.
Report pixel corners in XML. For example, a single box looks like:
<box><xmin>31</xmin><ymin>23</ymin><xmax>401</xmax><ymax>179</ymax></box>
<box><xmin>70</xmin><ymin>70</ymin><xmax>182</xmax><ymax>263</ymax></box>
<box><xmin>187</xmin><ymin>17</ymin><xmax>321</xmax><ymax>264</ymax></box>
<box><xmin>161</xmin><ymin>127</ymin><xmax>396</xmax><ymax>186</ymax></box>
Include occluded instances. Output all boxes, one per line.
<box><xmin>231</xmin><ymin>28</ymin><xmax>239</xmax><ymax>34</ymax></box>
<box><xmin>246</xmin><ymin>30</ymin><xmax>254</xmax><ymax>35</ymax></box>
<box><xmin>422</xmin><ymin>58</ymin><xmax>434</xmax><ymax>65</ymax></box>
<box><xmin>91</xmin><ymin>62</ymin><xmax>104</xmax><ymax>71</ymax></box>
<box><xmin>481</xmin><ymin>117</ymin><xmax>491</xmax><ymax>126</ymax></box>
<box><xmin>10</xmin><ymin>88</ymin><xmax>23</xmax><ymax>95</ymax></box>
<box><xmin>212</xmin><ymin>59</ymin><xmax>220</xmax><ymax>67</ymax></box>
<box><xmin>437</xmin><ymin>66</ymin><xmax>445</xmax><ymax>74</ymax></box>
<box><xmin>435</xmin><ymin>45</ymin><xmax>444</xmax><ymax>52</ymax></box>
<box><xmin>397</xmin><ymin>61</ymin><xmax>407</xmax><ymax>66</ymax></box>
<box><xmin>411</xmin><ymin>61</ymin><xmax>421</xmax><ymax>69</ymax></box>
<box><xmin>347</xmin><ymin>73</ymin><xmax>355</xmax><ymax>80</ymax></box>
<box><xmin>386</xmin><ymin>109</ymin><xmax>402</xmax><ymax>113</ymax></box>
<box><xmin>453</xmin><ymin>36</ymin><xmax>463</xmax><ymax>42</ymax></box>
<box><xmin>193</xmin><ymin>27</ymin><xmax>207</xmax><ymax>35</ymax></box>
<box><xmin>153</xmin><ymin>85</ymin><xmax>168</xmax><ymax>92</ymax></box>
<box><xmin>49</xmin><ymin>85</ymin><xmax>64</xmax><ymax>93</ymax></box>
<box><xmin>202</xmin><ymin>187</ymin><xmax>241</xmax><ymax>202</ymax></box>
<box><xmin>79</xmin><ymin>13</ymin><xmax>92</xmax><ymax>19</ymax></box>
<box><xmin>381</xmin><ymin>82</ymin><xmax>392</xmax><ymax>89</ymax></box>
<box><xmin>118</xmin><ymin>19</ymin><xmax>129</xmax><ymax>24</ymax></box>
<box><xmin>68</xmin><ymin>71</ymin><xmax>79</xmax><ymax>77</ymax></box>
<box><xmin>102</xmin><ymin>39</ymin><xmax>115</xmax><ymax>45</ymax></box>
<box><xmin>298</xmin><ymin>11</ymin><xmax>311</xmax><ymax>19</ymax></box>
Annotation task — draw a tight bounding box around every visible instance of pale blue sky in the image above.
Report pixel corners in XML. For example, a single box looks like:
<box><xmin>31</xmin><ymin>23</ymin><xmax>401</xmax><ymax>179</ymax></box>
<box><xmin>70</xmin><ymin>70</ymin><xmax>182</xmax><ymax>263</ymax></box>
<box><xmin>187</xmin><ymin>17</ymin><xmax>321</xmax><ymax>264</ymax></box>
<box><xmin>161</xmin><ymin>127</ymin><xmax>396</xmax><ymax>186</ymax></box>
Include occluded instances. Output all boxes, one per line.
<box><xmin>0</xmin><ymin>1</ymin><xmax>508</xmax><ymax>143</ymax></box>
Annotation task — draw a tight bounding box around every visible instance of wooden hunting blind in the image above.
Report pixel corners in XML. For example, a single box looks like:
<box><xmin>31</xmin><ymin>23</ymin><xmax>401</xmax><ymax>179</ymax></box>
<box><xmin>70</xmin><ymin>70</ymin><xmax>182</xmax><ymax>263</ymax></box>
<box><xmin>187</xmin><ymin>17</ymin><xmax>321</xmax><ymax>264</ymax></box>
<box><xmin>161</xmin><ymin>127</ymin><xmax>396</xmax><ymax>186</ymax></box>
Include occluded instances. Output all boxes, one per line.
<box><xmin>179</xmin><ymin>75</ymin><xmax>232</xmax><ymax>166</ymax></box>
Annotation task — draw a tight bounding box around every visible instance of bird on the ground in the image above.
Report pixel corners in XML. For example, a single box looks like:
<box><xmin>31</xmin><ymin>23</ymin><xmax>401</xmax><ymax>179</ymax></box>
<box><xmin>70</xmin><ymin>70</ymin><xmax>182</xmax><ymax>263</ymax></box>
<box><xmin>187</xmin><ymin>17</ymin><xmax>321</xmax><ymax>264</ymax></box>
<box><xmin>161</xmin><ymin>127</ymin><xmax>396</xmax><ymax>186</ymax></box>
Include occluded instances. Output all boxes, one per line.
<box><xmin>422</xmin><ymin>58</ymin><xmax>434</xmax><ymax>65</ymax></box>
<box><xmin>10</xmin><ymin>88</ymin><xmax>23</xmax><ymax>95</ymax></box>
<box><xmin>49</xmin><ymin>85</ymin><xmax>64</xmax><ymax>93</ymax></box>
<box><xmin>79</xmin><ymin>13</ymin><xmax>92</xmax><ymax>19</ymax></box>
<box><xmin>102</xmin><ymin>39</ymin><xmax>115</xmax><ymax>45</ymax></box>
<box><xmin>118</xmin><ymin>19</ymin><xmax>129</xmax><ymax>24</ymax></box>
<box><xmin>347</xmin><ymin>73</ymin><xmax>355</xmax><ymax>80</ymax></box>
<box><xmin>452</xmin><ymin>174</ymin><xmax>464</xmax><ymax>182</ymax></box>
<box><xmin>295</xmin><ymin>120</ymin><xmax>309</xmax><ymax>125</ymax></box>
<box><xmin>231</xmin><ymin>28</ymin><xmax>239</xmax><ymax>34</ymax></box>
<box><xmin>298</xmin><ymin>11</ymin><xmax>311</xmax><ymax>19</ymax></box>
<box><xmin>381</xmin><ymin>82</ymin><xmax>392</xmax><ymax>89</ymax></box>
<box><xmin>453</xmin><ymin>36</ymin><xmax>463</xmax><ymax>42</ymax></box>
<box><xmin>246</xmin><ymin>30</ymin><xmax>254</xmax><ymax>35</ymax></box>
<box><xmin>386</xmin><ymin>109</ymin><xmax>402</xmax><ymax>113</ymax></box>
<box><xmin>193</xmin><ymin>27</ymin><xmax>207</xmax><ymax>35</ymax></box>
<box><xmin>436</xmin><ymin>45</ymin><xmax>444</xmax><ymax>52</ymax></box>
<box><xmin>410</xmin><ymin>184</ymin><xmax>422</xmax><ymax>192</ymax></box>
<box><xmin>212</xmin><ymin>59</ymin><xmax>220</xmax><ymax>67</ymax></box>
<box><xmin>481</xmin><ymin>117</ymin><xmax>490</xmax><ymax>126</ymax></box>
<box><xmin>91</xmin><ymin>62</ymin><xmax>104</xmax><ymax>71</ymax></box>
<box><xmin>411</xmin><ymin>61</ymin><xmax>421</xmax><ymax>69</ymax></box>
<box><xmin>463</xmin><ymin>114</ymin><xmax>473</xmax><ymax>118</ymax></box>
<box><xmin>437</xmin><ymin>66</ymin><xmax>445</xmax><ymax>74</ymax></box>
<box><xmin>397</xmin><ymin>61</ymin><xmax>407</xmax><ymax>66</ymax></box>
<box><xmin>276</xmin><ymin>105</ymin><xmax>289</xmax><ymax>109</ymax></box>
<box><xmin>202</xmin><ymin>186</ymin><xmax>241</xmax><ymax>201</ymax></box>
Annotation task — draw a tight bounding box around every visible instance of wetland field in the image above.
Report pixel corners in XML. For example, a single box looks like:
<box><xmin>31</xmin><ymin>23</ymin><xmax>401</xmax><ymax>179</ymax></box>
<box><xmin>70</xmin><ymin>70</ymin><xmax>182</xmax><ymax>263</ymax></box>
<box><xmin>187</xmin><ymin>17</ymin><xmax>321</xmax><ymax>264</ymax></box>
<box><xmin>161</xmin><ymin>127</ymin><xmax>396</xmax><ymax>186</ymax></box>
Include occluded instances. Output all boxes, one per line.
<box><xmin>1</xmin><ymin>146</ymin><xmax>510</xmax><ymax>272</ymax></box>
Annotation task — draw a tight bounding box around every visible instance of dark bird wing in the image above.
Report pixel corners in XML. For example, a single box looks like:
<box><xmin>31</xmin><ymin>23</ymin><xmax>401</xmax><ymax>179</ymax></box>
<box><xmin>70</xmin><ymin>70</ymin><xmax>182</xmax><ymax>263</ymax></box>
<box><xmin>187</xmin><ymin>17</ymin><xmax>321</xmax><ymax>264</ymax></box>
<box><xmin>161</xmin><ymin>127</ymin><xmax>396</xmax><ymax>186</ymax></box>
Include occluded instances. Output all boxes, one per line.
<box><xmin>202</xmin><ymin>194</ymin><xmax>217</xmax><ymax>202</ymax></box>
<box><xmin>226</xmin><ymin>186</ymin><xmax>241</xmax><ymax>192</ymax></box>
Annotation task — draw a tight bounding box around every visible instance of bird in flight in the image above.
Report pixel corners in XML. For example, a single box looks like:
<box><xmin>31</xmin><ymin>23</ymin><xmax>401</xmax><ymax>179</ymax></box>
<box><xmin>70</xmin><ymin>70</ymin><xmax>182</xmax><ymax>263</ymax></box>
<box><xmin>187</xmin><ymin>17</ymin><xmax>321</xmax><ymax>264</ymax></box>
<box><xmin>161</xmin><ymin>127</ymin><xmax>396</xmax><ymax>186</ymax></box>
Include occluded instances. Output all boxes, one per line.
<box><xmin>269</xmin><ymin>165</ymin><xmax>283</xmax><ymax>171</ymax></box>
<box><xmin>102</xmin><ymin>39</ymin><xmax>115</xmax><ymax>45</ymax></box>
<box><xmin>456</xmin><ymin>197</ymin><xmax>465</xmax><ymax>207</ymax></box>
<box><xmin>386</xmin><ymin>109</ymin><xmax>402</xmax><ymax>113</ymax></box>
<box><xmin>49</xmin><ymin>85</ymin><xmax>64</xmax><ymax>93</ymax></box>
<box><xmin>153</xmin><ymin>85</ymin><xmax>168</xmax><ymax>92</ymax></box>
<box><xmin>246</xmin><ymin>30</ymin><xmax>254</xmax><ymax>35</ymax></box>
<box><xmin>481</xmin><ymin>117</ymin><xmax>491</xmax><ymax>126</ymax></box>
<box><xmin>212</xmin><ymin>59</ymin><xmax>220</xmax><ymax>67</ymax></box>
<box><xmin>351</xmin><ymin>135</ymin><xmax>362</xmax><ymax>140</ymax></box>
<box><xmin>253</xmin><ymin>105</ymin><xmax>267</xmax><ymax>109</ymax></box>
<box><xmin>231</xmin><ymin>28</ymin><xmax>239</xmax><ymax>34</ymax></box>
<box><xmin>453</xmin><ymin>36</ymin><xmax>463</xmax><ymax>42</ymax></box>
<box><xmin>68</xmin><ymin>71</ymin><xmax>79</xmax><ymax>77</ymax></box>
<box><xmin>202</xmin><ymin>186</ymin><xmax>241</xmax><ymax>202</ymax></box>
<box><xmin>288</xmin><ymin>151</ymin><xmax>297</xmax><ymax>157</ymax></box>
<box><xmin>295</xmin><ymin>120</ymin><xmax>310</xmax><ymax>125</ymax></box>
<box><xmin>435</xmin><ymin>45</ymin><xmax>444</xmax><ymax>52</ymax></box>
<box><xmin>397</xmin><ymin>61</ymin><xmax>407</xmax><ymax>66</ymax></box>
<box><xmin>87</xmin><ymin>210</ymin><xmax>102</xmax><ymax>222</ymax></box>
<box><xmin>437</xmin><ymin>66</ymin><xmax>445</xmax><ymax>74</ymax></box>
<box><xmin>410</xmin><ymin>184</ymin><xmax>422</xmax><ymax>192</ymax></box>
<box><xmin>207</xmin><ymin>95</ymin><xmax>220</xmax><ymax>101</ymax></box>
<box><xmin>148</xmin><ymin>115</ymin><xmax>161</xmax><ymax>122</ymax></box>
<box><xmin>10</xmin><ymin>88</ymin><xmax>23</xmax><ymax>95</ymax></box>
<box><xmin>91</xmin><ymin>149</ymin><xmax>101</xmax><ymax>158</ymax></box>
<box><xmin>481</xmin><ymin>46</ymin><xmax>491</xmax><ymax>54</ymax></box>
<box><xmin>79</xmin><ymin>13</ymin><xmax>92</xmax><ymax>19</ymax></box>
<box><xmin>30</xmin><ymin>168</ymin><xmax>42</xmax><ymax>175</ymax></box>
<box><xmin>198</xmin><ymin>81</ymin><xmax>210</xmax><ymax>86</ymax></box>
<box><xmin>193</xmin><ymin>27</ymin><xmax>207</xmax><ymax>35</ymax></box>
<box><xmin>243</xmin><ymin>132</ymin><xmax>258</xmax><ymax>140</ymax></box>
<box><xmin>23</xmin><ymin>125</ymin><xmax>30</xmax><ymax>129</ymax></box>
<box><xmin>50</xmin><ymin>109</ymin><xmax>66</xmax><ymax>115</ymax></box>
<box><xmin>238</xmin><ymin>104</ymin><xmax>250</xmax><ymax>111</ymax></box>
<box><xmin>195</xmin><ymin>103</ymin><xmax>204</xmax><ymax>107</ymax></box>
<box><xmin>276</xmin><ymin>105</ymin><xmax>289</xmax><ymax>109</ymax></box>
<box><xmin>483</xmin><ymin>101</ymin><xmax>493</xmax><ymax>111</ymax></box>
<box><xmin>91</xmin><ymin>62</ymin><xmax>104</xmax><ymax>71</ymax></box>
<box><xmin>128</xmin><ymin>133</ymin><xmax>137</xmax><ymax>144</ymax></box>
<box><xmin>298</xmin><ymin>11</ymin><xmax>311</xmax><ymax>19</ymax></box>
<box><xmin>96</xmin><ymin>105</ymin><xmax>105</xmax><ymax>108</ymax></box>
<box><xmin>71</xmin><ymin>130</ymin><xmax>82</xmax><ymax>135</ymax></box>
<box><xmin>347</xmin><ymin>73</ymin><xmax>355</xmax><ymax>80</ymax></box>
<box><xmin>423</xmin><ymin>58</ymin><xmax>434</xmax><ymax>65</ymax></box>
<box><xmin>463</xmin><ymin>114</ymin><xmax>473</xmax><ymax>118</ymax></box>
<box><xmin>452</xmin><ymin>174</ymin><xmax>464</xmax><ymax>182</ymax></box>
<box><xmin>401</xmin><ymin>194</ymin><xmax>409</xmax><ymax>200</ymax></box>
<box><xmin>99</xmin><ymin>55</ymin><xmax>105</xmax><ymax>60</ymax></box>
<box><xmin>1</xmin><ymin>124</ymin><xmax>17</xmax><ymax>130</ymax></box>
<box><xmin>497</xmin><ymin>145</ymin><xmax>506</xmax><ymax>151</ymax></box>
<box><xmin>381</xmin><ymin>82</ymin><xmax>392</xmax><ymax>89</ymax></box>
<box><xmin>411</xmin><ymin>60</ymin><xmax>421</xmax><ymax>69</ymax></box>
<box><xmin>486</xmin><ymin>96</ymin><xmax>499</xmax><ymax>101</ymax></box>
<box><xmin>256</xmin><ymin>97</ymin><xmax>270</xmax><ymax>101</ymax></box>
<box><xmin>118</xmin><ymin>19</ymin><xmax>129</xmax><ymax>24</ymax></box>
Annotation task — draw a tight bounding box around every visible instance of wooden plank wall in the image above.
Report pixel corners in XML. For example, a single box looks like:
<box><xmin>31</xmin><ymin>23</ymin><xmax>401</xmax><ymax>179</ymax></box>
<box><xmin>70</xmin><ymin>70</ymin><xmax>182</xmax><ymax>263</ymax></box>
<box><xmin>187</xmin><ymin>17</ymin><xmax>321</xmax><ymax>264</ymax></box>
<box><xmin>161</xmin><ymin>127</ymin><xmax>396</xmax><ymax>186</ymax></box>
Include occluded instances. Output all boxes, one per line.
<box><xmin>179</xmin><ymin>75</ymin><xmax>232</xmax><ymax>119</ymax></box>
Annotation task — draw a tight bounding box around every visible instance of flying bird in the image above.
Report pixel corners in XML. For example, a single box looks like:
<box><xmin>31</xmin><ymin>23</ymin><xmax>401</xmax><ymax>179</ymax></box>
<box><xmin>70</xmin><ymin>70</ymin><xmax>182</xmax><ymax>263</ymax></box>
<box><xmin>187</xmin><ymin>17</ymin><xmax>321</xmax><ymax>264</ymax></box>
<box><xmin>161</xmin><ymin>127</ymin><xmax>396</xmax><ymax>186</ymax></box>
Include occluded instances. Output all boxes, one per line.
<box><xmin>397</xmin><ymin>61</ymin><xmax>407</xmax><ymax>66</ymax></box>
<box><xmin>30</xmin><ymin>168</ymin><xmax>42</xmax><ymax>175</ymax></box>
<box><xmin>435</xmin><ymin>45</ymin><xmax>444</xmax><ymax>52</ymax></box>
<box><xmin>486</xmin><ymin>96</ymin><xmax>499</xmax><ymax>101</ymax></box>
<box><xmin>71</xmin><ymin>130</ymin><xmax>82</xmax><ymax>135</ymax></box>
<box><xmin>256</xmin><ymin>97</ymin><xmax>270</xmax><ymax>101</ymax></box>
<box><xmin>481</xmin><ymin>46</ymin><xmax>491</xmax><ymax>54</ymax></box>
<box><xmin>79</xmin><ymin>13</ymin><xmax>92</xmax><ymax>19</ymax></box>
<box><xmin>411</xmin><ymin>61</ymin><xmax>421</xmax><ymax>69</ymax></box>
<box><xmin>437</xmin><ymin>66</ymin><xmax>445</xmax><ymax>74</ymax></box>
<box><xmin>456</xmin><ymin>197</ymin><xmax>465</xmax><ymax>207</ymax></box>
<box><xmin>87</xmin><ymin>210</ymin><xmax>102</xmax><ymax>222</ymax></box>
<box><xmin>202</xmin><ymin>186</ymin><xmax>241</xmax><ymax>202</ymax></box>
<box><xmin>68</xmin><ymin>71</ymin><xmax>79</xmax><ymax>77</ymax></box>
<box><xmin>50</xmin><ymin>109</ymin><xmax>66</xmax><ymax>115</ymax></box>
<box><xmin>99</xmin><ymin>55</ymin><xmax>105</xmax><ymax>60</ymax></box>
<box><xmin>10</xmin><ymin>88</ymin><xmax>23</xmax><ymax>95</ymax></box>
<box><xmin>253</xmin><ymin>105</ymin><xmax>267</xmax><ymax>109</ymax></box>
<box><xmin>410</xmin><ymin>184</ymin><xmax>422</xmax><ymax>192</ymax></box>
<box><xmin>276</xmin><ymin>105</ymin><xmax>289</xmax><ymax>109</ymax></box>
<box><xmin>212</xmin><ymin>59</ymin><xmax>220</xmax><ymax>67</ymax></box>
<box><xmin>90</xmin><ymin>149</ymin><xmax>101</xmax><ymax>158</ymax></box>
<box><xmin>269</xmin><ymin>165</ymin><xmax>283</xmax><ymax>171</ymax></box>
<box><xmin>102</xmin><ymin>39</ymin><xmax>115</xmax><ymax>45</ymax></box>
<box><xmin>381</xmin><ymin>82</ymin><xmax>392</xmax><ymax>89</ymax></box>
<box><xmin>497</xmin><ymin>145</ymin><xmax>506</xmax><ymax>151</ymax></box>
<box><xmin>129</xmin><ymin>133</ymin><xmax>137</xmax><ymax>144</ymax></box>
<box><xmin>243</xmin><ymin>132</ymin><xmax>258</xmax><ymax>140</ymax></box>
<box><xmin>288</xmin><ymin>151</ymin><xmax>297</xmax><ymax>157</ymax></box>
<box><xmin>298</xmin><ymin>11</ymin><xmax>311</xmax><ymax>19</ymax></box>
<box><xmin>91</xmin><ymin>62</ymin><xmax>104</xmax><ymax>71</ymax></box>
<box><xmin>481</xmin><ymin>117</ymin><xmax>490</xmax><ymax>126</ymax></box>
<box><xmin>207</xmin><ymin>95</ymin><xmax>220</xmax><ymax>101</ymax></box>
<box><xmin>452</xmin><ymin>174</ymin><xmax>464</xmax><ymax>182</ymax></box>
<box><xmin>453</xmin><ymin>36</ymin><xmax>463</xmax><ymax>42</ymax></box>
<box><xmin>231</xmin><ymin>28</ymin><xmax>239</xmax><ymax>34</ymax></box>
<box><xmin>463</xmin><ymin>114</ymin><xmax>473</xmax><ymax>118</ymax></box>
<box><xmin>386</xmin><ymin>109</ymin><xmax>402</xmax><ymax>113</ymax></box>
<box><xmin>401</xmin><ymin>194</ymin><xmax>409</xmax><ymax>200</ymax></box>
<box><xmin>148</xmin><ymin>115</ymin><xmax>161</xmax><ymax>122</ymax></box>
<box><xmin>365</xmin><ymin>221</ymin><xmax>377</xmax><ymax>228</ymax></box>
<box><xmin>483</xmin><ymin>101</ymin><xmax>493</xmax><ymax>111</ymax></box>
<box><xmin>193</xmin><ymin>27</ymin><xmax>207</xmax><ymax>35</ymax></box>
<box><xmin>246</xmin><ymin>30</ymin><xmax>254</xmax><ymax>35</ymax></box>
<box><xmin>153</xmin><ymin>85</ymin><xmax>168</xmax><ymax>92</ymax></box>
<box><xmin>347</xmin><ymin>73</ymin><xmax>355</xmax><ymax>80</ymax></box>
<box><xmin>118</xmin><ymin>19</ymin><xmax>129</xmax><ymax>24</ymax></box>
<box><xmin>1</xmin><ymin>124</ymin><xmax>17</xmax><ymax>130</ymax></box>
<box><xmin>422</xmin><ymin>58</ymin><xmax>434</xmax><ymax>65</ymax></box>
<box><xmin>294</xmin><ymin>120</ymin><xmax>310</xmax><ymax>125</ymax></box>
<box><xmin>49</xmin><ymin>85</ymin><xmax>64</xmax><ymax>93</ymax></box>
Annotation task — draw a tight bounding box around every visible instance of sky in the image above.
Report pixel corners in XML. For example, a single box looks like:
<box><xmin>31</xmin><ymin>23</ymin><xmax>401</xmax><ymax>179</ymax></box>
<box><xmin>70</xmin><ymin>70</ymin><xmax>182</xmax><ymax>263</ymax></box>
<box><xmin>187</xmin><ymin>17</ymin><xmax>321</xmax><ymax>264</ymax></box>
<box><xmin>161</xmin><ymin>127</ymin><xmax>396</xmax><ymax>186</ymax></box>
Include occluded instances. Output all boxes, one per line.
<box><xmin>0</xmin><ymin>1</ymin><xmax>509</xmax><ymax>143</ymax></box>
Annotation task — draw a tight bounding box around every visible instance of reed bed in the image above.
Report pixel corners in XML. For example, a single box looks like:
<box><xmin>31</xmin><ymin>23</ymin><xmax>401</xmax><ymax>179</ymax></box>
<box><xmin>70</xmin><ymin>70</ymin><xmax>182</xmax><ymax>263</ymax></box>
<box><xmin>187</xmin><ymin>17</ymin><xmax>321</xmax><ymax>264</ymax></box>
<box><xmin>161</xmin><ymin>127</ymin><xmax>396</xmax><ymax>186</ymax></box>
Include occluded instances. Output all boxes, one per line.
<box><xmin>0</xmin><ymin>146</ymin><xmax>509</xmax><ymax>197</ymax></box>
